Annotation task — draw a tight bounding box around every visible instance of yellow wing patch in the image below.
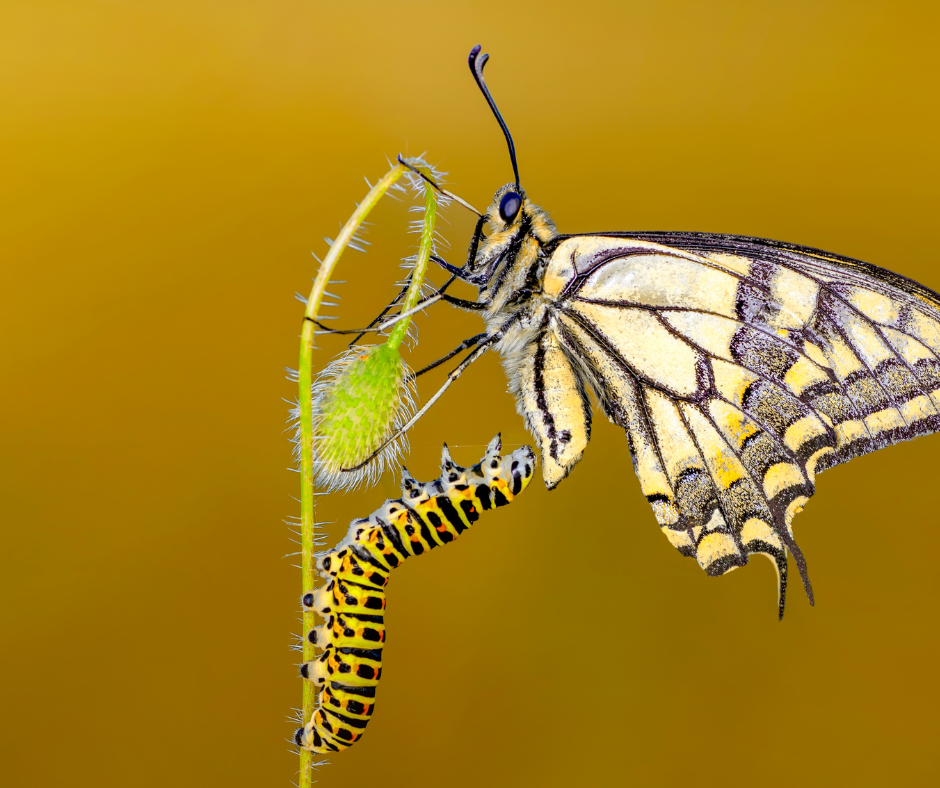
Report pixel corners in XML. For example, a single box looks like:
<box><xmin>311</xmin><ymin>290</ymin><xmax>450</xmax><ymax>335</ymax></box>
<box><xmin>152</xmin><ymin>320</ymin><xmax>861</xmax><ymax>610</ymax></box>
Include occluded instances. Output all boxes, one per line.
<box><xmin>572</xmin><ymin>302</ymin><xmax>704</xmax><ymax>397</ymax></box>
<box><xmin>662</xmin><ymin>311</ymin><xmax>739</xmax><ymax>361</ymax></box>
<box><xmin>577</xmin><ymin>253</ymin><xmax>740</xmax><ymax>317</ymax></box>
<box><xmin>766</xmin><ymin>266</ymin><xmax>819</xmax><ymax>330</ymax></box>
<box><xmin>843</xmin><ymin>286</ymin><xmax>901</xmax><ymax>325</ymax></box>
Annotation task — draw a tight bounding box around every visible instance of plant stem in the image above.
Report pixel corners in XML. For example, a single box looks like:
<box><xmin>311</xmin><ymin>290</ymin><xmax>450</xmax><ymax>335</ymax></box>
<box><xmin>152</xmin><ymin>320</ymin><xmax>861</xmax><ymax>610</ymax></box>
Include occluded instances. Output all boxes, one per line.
<box><xmin>298</xmin><ymin>164</ymin><xmax>405</xmax><ymax>785</ymax></box>
<box><xmin>387</xmin><ymin>182</ymin><xmax>436</xmax><ymax>350</ymax></box>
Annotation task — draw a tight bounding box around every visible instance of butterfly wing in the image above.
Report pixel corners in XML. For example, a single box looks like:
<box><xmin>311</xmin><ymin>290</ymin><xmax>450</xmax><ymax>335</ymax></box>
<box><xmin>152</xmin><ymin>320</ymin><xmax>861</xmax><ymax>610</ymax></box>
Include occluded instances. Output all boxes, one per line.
<box><xmin>538</xmin><ymin>233</ymin><xmax>940</xmax><ymax>616</ymax></box>
<box><xmin>578</xmin><ymin>230</ymin><xmax>940</xmax><ymax>464</ymax></box>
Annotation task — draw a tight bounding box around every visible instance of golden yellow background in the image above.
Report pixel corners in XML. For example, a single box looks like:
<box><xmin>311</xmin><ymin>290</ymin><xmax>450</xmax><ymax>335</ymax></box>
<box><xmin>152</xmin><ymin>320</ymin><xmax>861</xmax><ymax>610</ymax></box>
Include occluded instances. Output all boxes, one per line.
<box><xmin>3</xmin><ymin>1</ymin><xmax>939</xmax><ymax>785</ymax></box>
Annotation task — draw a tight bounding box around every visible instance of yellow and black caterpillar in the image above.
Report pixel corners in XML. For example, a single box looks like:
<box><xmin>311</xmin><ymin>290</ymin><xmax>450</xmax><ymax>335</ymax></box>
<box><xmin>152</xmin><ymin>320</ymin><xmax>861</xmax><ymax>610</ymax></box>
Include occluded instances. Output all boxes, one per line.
<box><xmin>294</xmin><ymin>435</ymin><xmax>535</xmax><ymax>753</ymax></box>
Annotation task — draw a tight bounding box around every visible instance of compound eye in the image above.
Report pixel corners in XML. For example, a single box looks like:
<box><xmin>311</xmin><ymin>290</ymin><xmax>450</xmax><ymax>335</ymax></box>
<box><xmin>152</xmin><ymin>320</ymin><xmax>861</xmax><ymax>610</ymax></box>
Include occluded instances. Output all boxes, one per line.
<box><xmin>498</xmin><ymin>191</ymin><xmax>522</xmax><ymax>223</ymax></box>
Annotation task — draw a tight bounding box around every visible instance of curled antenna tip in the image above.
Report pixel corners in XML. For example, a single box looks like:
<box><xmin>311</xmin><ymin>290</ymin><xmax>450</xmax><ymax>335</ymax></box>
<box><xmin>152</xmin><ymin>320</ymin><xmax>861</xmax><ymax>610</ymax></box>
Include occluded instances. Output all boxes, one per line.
<box><xmin>468</xmin><ymin>45</ymin><xmax>520</xmax><ymax>189</ymax></box>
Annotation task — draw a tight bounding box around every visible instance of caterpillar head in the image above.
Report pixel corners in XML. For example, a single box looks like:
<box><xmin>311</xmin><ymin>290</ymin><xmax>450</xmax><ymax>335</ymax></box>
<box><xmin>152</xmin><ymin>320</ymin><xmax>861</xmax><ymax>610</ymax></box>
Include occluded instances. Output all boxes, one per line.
<box><xmin>479</xmin><ymin>442</ymin><xmax>536</xmax><ymax>503</ymax></box>
<box><xmin>506</xmin><ymin>445</ymin><xmax>537</xmax><ymax>495</ymax></box>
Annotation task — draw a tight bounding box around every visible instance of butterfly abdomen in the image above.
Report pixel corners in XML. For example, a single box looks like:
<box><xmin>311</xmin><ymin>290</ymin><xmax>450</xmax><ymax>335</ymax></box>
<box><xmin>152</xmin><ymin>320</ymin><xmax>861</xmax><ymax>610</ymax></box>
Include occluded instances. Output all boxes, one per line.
<box><xmin>294</xmin><ymin>436</ymin><xmax>536</xmax><ymax>754</ymax></box>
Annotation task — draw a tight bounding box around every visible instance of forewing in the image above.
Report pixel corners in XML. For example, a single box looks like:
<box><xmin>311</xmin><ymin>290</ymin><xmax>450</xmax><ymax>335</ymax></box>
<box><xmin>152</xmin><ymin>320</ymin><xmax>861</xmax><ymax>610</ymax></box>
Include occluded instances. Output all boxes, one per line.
<box><xmin>548</xmin><ymin>234</ymin><xmax>940</xmax><ymax>615</ymax></box>
<box><xmin>592</xmin><ymin>230</ymin><xmax>940</xmax><ymax>461</ymax></box>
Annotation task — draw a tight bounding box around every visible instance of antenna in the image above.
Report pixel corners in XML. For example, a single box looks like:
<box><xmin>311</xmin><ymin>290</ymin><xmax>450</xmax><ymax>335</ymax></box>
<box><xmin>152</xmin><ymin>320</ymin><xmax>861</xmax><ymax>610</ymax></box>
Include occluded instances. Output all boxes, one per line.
<box><xmin>468</xmin><ymin>45</ymin><xmax>521</xmax><ymax>190</ymax></box>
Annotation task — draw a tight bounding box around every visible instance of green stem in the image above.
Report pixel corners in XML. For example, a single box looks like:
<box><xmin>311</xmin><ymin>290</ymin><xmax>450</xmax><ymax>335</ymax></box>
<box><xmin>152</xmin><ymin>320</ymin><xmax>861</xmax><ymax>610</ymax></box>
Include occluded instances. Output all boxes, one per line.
<box><xmin>298</xmin><ymin>164</ymin><xmax>405</xmax><ymax>785</ymax></box>
<box><xmin>387</xmin><ymin>182</ymin><xmax>436</xmax><ymax>350</ymax></box>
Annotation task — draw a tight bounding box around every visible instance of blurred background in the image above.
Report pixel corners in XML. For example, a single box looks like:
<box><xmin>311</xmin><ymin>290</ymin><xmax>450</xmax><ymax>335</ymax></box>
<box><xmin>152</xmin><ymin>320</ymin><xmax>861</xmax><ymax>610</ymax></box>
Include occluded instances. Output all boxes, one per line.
<box><xmin>2</xmin><ymin>1</ymin><xmax>938</xmax><ymax>785</ymax></box>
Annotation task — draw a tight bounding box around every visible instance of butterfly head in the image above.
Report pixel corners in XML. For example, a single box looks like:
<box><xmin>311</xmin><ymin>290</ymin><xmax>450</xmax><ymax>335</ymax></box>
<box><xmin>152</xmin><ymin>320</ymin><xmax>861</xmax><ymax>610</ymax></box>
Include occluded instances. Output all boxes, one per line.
<box><xmin>466</xmin><ymin>47</ymin><xmax>557</xmax><ymax>289</ymax></box>
<box><xmin>463</xmin><ymin>182</ymin><xmax>556</xmax><ymax>290</ymax></box>
<box><xmin>483</xmin><ymin>183</ymin><xmax>556</xmax><ymax>248</ymax></box>
<box><xmin>496</xmin><ymin>186</ymin><xmax>523</xmax><ymax>226</ymax></box>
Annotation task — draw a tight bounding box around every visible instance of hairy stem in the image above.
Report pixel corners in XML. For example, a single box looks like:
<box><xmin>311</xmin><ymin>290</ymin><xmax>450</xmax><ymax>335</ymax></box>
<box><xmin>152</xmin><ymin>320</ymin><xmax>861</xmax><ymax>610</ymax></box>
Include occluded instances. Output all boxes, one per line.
<box><xmin>387</xmin><ymin>182</ymin><xmax>436</xmax><ymax>349</ymax></box>
<box><xmin>298</xmin><ymin>164</ymin><xmax>404</xmax><ymax>785</ymax></box>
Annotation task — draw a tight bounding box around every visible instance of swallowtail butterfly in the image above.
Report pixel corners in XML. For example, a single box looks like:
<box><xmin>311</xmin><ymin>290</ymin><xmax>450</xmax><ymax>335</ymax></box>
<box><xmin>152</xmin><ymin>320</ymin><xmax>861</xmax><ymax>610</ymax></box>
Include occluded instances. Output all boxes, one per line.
<box><xmin>295</xmin><ymin>436</ymin><xmax>535</xmax><ymax>753</ymax></box>
<box><xmin>377</xmin><ymin>46</ymin><xmax>940</xmax><ymax>620</ymax></box>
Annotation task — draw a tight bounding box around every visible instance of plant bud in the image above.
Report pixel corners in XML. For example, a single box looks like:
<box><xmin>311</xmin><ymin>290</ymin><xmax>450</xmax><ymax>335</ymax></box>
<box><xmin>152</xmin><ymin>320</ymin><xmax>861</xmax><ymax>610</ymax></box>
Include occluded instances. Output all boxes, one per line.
<box><xmin>310</xmin><ymin>343</ymin><xmax>415</xmax><ymax>491</ymax></box>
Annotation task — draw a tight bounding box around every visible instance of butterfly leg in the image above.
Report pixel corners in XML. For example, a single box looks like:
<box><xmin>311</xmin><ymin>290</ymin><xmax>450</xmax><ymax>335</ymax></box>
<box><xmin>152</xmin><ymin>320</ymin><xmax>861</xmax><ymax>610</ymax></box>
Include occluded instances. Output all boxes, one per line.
<box><xmin>432</xmin><ymin>213</ymin><xmax>490</xmax><ymax>287</ymax></box>
<box><xmin>347</xmin><ymin>279</ymin><xmax>410</xmax><ymax>346</ymax></box>
<box><xmin>341</xmin><ymin>315</ymin><xmax>521</xmax><ymax>472</ymax></box>
<box><xmin>305</xmin><ymin>270</ymin><xmax>480</xmax><ymax>338</ymax></box>
<box><xmin>430</xmin><ymin>254</ymin><xmax>470</xmax><ymax>279</ymax></box>
<box><xmin>428</xmin><ymin>255</ymin><xmax>488</xmax><ymax>308</ymax></box>
<box><xmin>307</xmin><ymin>209</ymin><xmax>487</xmax><ymax>340</ymax></box>
<box><xmin>304</xmin><ymin>291</ymin><xmax>447</xmax><ymax>337</ymax></box>
<box><xmin>413</xmin><ymin>333</ymin><xmax>487</xmax><ymax>377</ymax></box>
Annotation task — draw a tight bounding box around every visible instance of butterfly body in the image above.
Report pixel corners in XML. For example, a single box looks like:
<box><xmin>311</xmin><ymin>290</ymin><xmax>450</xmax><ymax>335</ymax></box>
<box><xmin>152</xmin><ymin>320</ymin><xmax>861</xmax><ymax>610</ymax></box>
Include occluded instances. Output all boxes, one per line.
<box><xmin>464</xmin><ymin>187</ymin><xmax>940</xmax><ymax>616</ymax></box>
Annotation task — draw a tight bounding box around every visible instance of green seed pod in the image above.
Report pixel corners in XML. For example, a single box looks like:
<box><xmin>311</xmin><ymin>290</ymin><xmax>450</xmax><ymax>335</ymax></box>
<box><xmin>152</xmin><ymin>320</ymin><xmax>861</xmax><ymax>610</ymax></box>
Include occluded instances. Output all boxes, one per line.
<box><xmin>310</xmin><ymin>343</ymin><xmax>415</xmax><ymax>491</ymax></box>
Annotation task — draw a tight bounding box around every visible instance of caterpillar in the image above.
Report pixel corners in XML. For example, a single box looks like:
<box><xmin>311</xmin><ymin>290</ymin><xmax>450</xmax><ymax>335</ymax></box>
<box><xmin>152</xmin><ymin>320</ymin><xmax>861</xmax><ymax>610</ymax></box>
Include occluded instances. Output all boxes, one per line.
<box><xmin>294</xmin><ymin>434</ymin><xmax>536</xmax><ymax>753</ymax></box>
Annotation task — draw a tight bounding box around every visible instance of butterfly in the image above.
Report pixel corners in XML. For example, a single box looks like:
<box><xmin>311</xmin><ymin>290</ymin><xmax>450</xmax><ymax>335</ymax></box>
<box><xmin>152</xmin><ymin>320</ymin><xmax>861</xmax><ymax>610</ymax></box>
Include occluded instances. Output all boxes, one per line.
<box><xmin>360</xmin><ymin>45</ymin><xmax>940</xmax><ymax>620</ymax></box>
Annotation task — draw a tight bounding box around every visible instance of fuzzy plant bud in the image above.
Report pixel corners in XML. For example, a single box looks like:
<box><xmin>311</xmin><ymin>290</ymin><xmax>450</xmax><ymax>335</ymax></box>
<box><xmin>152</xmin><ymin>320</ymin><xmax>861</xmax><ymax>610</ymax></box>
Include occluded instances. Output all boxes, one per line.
<box><xmin>309</xmin><ymin>343</ymin><xmax>415</xmax><ymax>491</ymax></box>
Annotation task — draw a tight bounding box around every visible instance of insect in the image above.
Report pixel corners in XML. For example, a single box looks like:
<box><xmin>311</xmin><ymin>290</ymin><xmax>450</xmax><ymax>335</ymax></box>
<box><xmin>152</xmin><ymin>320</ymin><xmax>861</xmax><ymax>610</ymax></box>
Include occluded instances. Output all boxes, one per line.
<box><xmin>357</xmin><ymin>45</ymin><xmax>940</xmax><ymax>619</ymax></box>
<box><xmin>295</xmin><ymin>436</ymin><xmax>535</xmax><ymax>753</ymax></box>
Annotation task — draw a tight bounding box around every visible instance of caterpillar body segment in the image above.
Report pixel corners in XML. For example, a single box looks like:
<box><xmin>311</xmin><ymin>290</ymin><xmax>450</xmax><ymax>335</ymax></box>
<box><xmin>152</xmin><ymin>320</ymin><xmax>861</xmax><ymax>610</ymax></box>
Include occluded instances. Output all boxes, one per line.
<box><xmin>295</xmin><ymin>435</ymin><xmax>536</xmax><ymax>754</ymax></box>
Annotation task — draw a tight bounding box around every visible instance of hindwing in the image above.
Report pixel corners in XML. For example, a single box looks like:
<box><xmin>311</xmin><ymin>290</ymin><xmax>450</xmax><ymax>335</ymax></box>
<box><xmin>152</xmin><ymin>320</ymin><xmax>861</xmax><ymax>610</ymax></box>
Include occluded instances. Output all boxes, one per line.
<box><xmin>538</xmin><ymin>233</ymin><xmax>940</xmax><ymax>615</ymax></box>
